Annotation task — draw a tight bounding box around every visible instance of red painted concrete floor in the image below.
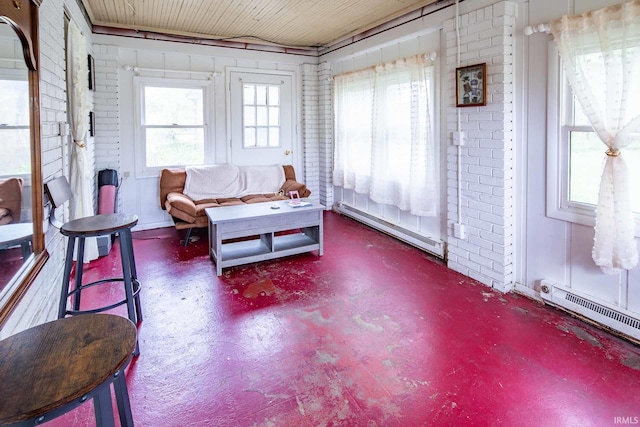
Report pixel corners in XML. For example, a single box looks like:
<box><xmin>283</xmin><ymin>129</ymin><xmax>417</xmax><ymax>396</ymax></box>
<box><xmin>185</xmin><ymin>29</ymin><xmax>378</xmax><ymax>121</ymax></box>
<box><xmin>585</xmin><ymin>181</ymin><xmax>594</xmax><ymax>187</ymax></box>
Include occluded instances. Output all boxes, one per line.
<box><xmin>44</xmin><ymin>211</ymin><xmax>640</xmax><ymax>426</ymax></box>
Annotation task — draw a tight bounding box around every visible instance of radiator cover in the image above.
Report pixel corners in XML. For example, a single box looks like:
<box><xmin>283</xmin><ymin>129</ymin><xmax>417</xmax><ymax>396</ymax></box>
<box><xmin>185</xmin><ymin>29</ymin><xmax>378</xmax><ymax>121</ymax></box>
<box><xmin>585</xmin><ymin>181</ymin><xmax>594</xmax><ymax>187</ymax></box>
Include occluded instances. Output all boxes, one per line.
<box><xmin>334</xmin><ymin>202</ymin><xmax>444</xmax><ymax>258</ymax></box>
<box><xmin>540</xmin><ymin>279</ymin><xmax>640</xmax><ymax>342</ymax></box>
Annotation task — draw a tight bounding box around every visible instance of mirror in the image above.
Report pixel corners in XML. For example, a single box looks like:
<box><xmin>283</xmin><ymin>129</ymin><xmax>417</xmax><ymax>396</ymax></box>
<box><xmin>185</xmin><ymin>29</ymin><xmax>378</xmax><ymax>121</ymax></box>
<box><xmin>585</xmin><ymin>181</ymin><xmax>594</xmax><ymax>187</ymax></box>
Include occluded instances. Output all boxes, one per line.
<box><xmin>0</xmin><ymin>24</ymin><xmax>33</xmax><ymax>297</ymax></box>
<box><xmin>0</xmin><ymin>0</ymin><xmax>47</xmax><ymax>329</ymax></box>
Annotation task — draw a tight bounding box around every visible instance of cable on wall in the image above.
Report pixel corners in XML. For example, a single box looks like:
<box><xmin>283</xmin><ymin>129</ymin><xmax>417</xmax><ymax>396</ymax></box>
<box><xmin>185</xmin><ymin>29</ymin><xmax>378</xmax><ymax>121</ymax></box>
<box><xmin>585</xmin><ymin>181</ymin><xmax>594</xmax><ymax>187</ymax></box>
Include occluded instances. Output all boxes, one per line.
<box><xmin>455</xmin><ymin>0</ymin><xmax>463</xmax><ymax>230</ymax></box>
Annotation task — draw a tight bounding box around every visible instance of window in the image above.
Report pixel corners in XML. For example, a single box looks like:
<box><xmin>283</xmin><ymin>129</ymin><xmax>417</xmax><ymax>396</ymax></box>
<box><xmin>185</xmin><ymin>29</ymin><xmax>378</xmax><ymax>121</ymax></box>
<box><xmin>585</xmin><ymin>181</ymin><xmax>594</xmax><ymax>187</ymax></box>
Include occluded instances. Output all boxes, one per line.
<box><xmin>547</xmin><ymin>45</ymin><xmax>640</xmax><ymax>231</ymax></box>
<box><xmin>136</xmin><ymin>79</ymin><xmax>210</xmax><ymax>175</ymax></box>
<box><xmin>243</xmin><ymin>83</ymin><xmax>280</xmax><ymax>148</ymax></box>
<box><xmin>0</xmin><ymin>78</ymin><xmax>29</xmax><ymax>176</ymax></box>
<box><xmin>333</xmin><ymin>55</ymin><xmax>437</xmax><ymax>216</ymax></box>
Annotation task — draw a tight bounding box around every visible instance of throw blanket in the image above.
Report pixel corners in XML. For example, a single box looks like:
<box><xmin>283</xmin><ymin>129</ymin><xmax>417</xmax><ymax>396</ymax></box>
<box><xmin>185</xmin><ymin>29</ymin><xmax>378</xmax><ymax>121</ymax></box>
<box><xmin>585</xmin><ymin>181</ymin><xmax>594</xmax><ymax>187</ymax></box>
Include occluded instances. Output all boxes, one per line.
<box><xmin>184</xmin><ymin>164</ymin><xmax>285</xmax><ymax>201</ymax></box>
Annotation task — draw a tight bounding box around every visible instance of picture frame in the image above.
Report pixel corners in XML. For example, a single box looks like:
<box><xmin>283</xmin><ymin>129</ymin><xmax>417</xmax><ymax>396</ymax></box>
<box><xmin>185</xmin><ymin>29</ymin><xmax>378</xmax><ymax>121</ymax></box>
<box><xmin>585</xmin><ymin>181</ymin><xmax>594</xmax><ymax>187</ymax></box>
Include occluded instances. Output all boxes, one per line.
<box><xmin>289</xmin><ymin>190</ymin><xmax>300</xmax><ymax>205</ymax></box>
<box><xmin>88</xmin><ymin>54</ymin><xmax>96</xmax><ymax>91</ymax></box>
<box><xmin>89</xmin><ymin>111</ymin><xmax>95</xmax><ymax>136</ymax></box>
<box><xmin>455</xmin><ymin>63</ymin><xmax>487</xmax><ymax>107</ymax></box>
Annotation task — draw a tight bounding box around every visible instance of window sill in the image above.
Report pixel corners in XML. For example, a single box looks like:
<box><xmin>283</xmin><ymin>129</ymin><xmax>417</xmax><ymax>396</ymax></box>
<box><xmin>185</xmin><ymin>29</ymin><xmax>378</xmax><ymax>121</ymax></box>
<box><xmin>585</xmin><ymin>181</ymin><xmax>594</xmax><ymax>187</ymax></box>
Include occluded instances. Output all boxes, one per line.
<box><xmin>546</xmin><ymin>202</ymin><xmax>640</xmax><ymax>238</ymax></box>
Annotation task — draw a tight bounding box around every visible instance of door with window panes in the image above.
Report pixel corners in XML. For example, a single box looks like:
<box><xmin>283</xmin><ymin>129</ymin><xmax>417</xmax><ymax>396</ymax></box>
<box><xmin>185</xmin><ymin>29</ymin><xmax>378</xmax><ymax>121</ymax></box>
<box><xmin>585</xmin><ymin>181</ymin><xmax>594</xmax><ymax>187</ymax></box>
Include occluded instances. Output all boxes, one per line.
<box><xmin>229</xmin><ymin>71</ymin><xmax>294</xmax><ymax>166</ymax></box>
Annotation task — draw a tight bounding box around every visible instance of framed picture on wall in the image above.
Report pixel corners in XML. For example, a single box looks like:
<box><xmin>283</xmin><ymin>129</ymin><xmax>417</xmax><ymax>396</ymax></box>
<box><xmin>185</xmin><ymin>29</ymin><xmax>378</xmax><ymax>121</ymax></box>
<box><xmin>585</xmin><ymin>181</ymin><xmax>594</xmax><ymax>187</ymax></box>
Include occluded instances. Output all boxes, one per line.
<box><xmin>89</xmin><ymin>111</ymin><xmax>95</xmax><ymax>136</ymax></box>
<box><xmin>88</xmin><ymin>54</ymin><xmax>96</xmax><ymax>90</ymax></box>
<box><xmin>455</xmin><ymin>63</ymin><xmax>487</xmax><ymax>107</ymax></box>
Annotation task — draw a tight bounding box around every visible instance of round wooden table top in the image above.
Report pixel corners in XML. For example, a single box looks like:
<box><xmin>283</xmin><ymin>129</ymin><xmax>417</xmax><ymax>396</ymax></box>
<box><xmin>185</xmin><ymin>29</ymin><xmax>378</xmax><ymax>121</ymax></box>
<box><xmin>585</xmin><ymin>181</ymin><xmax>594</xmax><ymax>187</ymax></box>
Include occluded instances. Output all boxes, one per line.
<box><xmin>60</xmin><ymin>213</ymin><xmax>138</xmax><ymax>237</ymax></box>
<box><xmin>0</xmin><ymin>314</ymin><xmax>137</xmax><ymax>425</ymax></box>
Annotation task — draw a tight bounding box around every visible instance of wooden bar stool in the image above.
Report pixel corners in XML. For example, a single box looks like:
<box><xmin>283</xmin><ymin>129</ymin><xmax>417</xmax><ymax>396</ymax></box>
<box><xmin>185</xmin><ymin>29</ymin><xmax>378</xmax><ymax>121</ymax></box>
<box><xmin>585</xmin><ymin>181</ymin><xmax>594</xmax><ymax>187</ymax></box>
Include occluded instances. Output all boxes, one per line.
<box><xmin>58</xmin><ymin>213</ymin><xmax>143</xmax><ymax>353</ymax></box>
<box><xmin>0</xmin><ymin>314</ymin><xmax>136</xmax><ymax>427</ymax></box>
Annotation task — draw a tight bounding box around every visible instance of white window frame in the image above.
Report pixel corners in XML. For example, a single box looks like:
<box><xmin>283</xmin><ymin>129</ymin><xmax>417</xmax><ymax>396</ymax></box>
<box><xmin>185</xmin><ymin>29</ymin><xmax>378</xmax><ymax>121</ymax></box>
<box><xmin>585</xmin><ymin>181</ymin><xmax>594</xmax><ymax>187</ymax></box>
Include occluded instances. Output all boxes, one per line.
<box><xmin>134</xmin><ymin>77</ymin><xmax>213</xmax><ymax>177</ymax></box>
<box><xmin>0</xmin><ymin>71</ymin><xmax>31</xmax><ymax>183</ymax></box>
<box><xmin>546</xmin><ymin>42</ymin><xmax>640</xmax><ymax>236</ymax></box>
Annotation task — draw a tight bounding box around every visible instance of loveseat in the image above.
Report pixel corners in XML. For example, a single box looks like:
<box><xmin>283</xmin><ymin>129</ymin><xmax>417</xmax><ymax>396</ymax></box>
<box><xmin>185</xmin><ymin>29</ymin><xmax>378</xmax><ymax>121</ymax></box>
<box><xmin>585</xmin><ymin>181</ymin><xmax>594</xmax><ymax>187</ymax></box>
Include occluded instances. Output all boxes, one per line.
<box><xmin>160</xmin><ymin>164</ymin><xmax>310</xmax><ymax>245</ymax></box>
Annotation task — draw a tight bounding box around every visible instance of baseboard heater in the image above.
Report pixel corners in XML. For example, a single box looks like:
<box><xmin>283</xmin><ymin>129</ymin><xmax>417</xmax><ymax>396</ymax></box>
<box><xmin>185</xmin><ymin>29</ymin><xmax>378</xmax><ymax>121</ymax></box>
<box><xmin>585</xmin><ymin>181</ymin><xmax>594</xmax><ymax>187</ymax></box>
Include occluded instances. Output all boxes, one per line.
<box><xmin>334</xmin><ymin>202</ymin><xmax>444</xmax><ymax>258</ymax></box>
<box><xmin>540</xmin><ymin>279</ymin><xmax>640</xmax><ymax>343</ymax></box>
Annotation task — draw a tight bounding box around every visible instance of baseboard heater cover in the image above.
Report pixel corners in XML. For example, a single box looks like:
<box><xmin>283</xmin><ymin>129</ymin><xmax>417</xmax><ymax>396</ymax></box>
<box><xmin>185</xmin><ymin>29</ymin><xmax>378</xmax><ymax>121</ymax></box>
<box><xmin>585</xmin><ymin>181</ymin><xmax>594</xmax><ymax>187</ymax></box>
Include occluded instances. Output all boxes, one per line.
<box><xmin>540</xmin><ymin>279</ymin><xmax>640</xmax><ymax>342</ymax></box>
<box><xmin>334</xmin><ymin>202</ymin><xmax>444</xmax><ymax>258</ymax></box>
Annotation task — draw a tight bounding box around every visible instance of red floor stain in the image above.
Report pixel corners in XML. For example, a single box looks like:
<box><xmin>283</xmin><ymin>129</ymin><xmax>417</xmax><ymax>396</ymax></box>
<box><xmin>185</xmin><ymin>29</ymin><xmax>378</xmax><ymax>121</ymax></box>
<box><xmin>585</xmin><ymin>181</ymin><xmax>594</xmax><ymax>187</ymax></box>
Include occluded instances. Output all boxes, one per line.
<box><xmin>40</xmin><ymin>211</ymin><xmax>640</xmax><ymax>427</ymax></box>
<box><xmin>243</xmin><ymin>278</ymin><xmax>278</xmax><ymax>299</ymax></box>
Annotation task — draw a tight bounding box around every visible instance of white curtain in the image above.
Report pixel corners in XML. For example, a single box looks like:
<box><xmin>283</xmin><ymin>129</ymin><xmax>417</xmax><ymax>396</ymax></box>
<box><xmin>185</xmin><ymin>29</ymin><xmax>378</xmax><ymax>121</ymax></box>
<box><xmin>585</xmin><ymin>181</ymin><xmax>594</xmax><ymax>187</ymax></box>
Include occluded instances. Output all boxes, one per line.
<box><xmin>550</xmin><ymin>0</ymin><xmax>640</xmax><ymax>274</ymax></box>
<box><xmin>333</xmin><ymin>54</ymin><xmax>437</xmax><ymax>216</ymax></box>
<box><xmin>67</xmin><ymin>22</ymin><xmax>99</xmax><ymax>262</ymax></box>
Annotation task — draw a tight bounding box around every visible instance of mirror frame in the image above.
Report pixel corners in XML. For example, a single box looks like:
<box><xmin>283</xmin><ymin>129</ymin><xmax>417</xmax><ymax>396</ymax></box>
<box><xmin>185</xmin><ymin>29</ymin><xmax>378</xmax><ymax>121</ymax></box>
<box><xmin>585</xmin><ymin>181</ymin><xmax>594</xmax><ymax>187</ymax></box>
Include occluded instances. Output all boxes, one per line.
<box><xmin>0</xmin><ymin>0</ymin><xmax>48</xmax><ymax>328</ymax></box>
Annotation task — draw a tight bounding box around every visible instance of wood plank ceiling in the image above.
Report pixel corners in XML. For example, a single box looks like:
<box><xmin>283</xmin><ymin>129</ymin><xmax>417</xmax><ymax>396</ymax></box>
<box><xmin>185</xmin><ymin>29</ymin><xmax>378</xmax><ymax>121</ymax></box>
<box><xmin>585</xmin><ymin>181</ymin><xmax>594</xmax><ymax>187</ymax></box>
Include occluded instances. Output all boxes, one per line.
<box><xmin>81</xmin><ymin>0</ymin><xmax>440</xmax><ymax>49</ymax></box>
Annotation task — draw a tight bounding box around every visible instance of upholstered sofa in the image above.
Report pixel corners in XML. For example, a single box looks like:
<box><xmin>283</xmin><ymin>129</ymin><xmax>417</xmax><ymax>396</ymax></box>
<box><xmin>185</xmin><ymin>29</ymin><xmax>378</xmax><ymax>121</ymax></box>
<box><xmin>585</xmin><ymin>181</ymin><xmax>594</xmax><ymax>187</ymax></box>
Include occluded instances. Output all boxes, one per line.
<box><xmin>159</xmin><ymin>165</ymin><xmax>310</xmax><ymax>245</ymax></box>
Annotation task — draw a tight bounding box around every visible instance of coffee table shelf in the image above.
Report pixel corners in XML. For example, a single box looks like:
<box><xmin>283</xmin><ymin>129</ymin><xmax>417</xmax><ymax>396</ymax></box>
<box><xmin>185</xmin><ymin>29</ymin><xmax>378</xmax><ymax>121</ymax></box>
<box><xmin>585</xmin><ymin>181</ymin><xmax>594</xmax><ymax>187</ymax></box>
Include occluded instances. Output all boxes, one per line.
<box><xmin>206</xmin><ymin>201</ymin><xmax>324</xmax><ymax>276</ymax></box>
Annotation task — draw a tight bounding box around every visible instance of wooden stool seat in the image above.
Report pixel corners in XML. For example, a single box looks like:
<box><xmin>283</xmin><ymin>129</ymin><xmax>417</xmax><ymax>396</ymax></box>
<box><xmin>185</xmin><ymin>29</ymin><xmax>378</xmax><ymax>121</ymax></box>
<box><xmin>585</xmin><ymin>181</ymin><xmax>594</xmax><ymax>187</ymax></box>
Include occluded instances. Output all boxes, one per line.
<box><xmin>60</xmin><ymin>213</ymin><xmax>138</xmax><ymax>237</ymax></box>
<box><xmin>0</xmin><ymin>314</ymin><xmax>136</xmax><ymax>426</ymax></box>
<box><xmin>59</xmin><ymin>213</ymin><xmax>143</xmax><ymax>356</ymax></box>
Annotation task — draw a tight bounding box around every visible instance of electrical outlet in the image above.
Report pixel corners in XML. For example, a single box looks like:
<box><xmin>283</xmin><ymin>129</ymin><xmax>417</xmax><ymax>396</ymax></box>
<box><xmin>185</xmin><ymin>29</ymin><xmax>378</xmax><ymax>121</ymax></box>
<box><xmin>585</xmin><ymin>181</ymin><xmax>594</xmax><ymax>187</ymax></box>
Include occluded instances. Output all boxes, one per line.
<box><xmin>453</xmin><ymin>223</ymin><xmax>466</xmax><ymax>239</ymax></box>
<box><xmin>124</xmin><ymin>171</ymin><xmax>130</xmax><ymax>178</ymax></box>
<box><xmin>452</xmin><ymin>131</ymin><xmax>465</xmax><ymax>146</ymax></box>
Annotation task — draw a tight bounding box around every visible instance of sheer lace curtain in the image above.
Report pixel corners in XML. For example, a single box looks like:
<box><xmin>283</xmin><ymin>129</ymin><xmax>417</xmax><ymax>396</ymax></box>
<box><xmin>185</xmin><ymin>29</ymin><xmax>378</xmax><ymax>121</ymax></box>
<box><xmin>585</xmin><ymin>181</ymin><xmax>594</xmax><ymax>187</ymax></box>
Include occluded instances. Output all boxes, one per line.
<box><xmin>67</xmin><ymin>22</ymin><xmax>99</xmax><ymax>262</ymax></box>
<box><xmin>550</xmin><ymin>0</ymin><xmax>640</xmax><ymax>274</ymax></box>
<box><xmin>333</xmin><ymin>54</ymin><xmax>437</xmax><ymax>216</ymax></box>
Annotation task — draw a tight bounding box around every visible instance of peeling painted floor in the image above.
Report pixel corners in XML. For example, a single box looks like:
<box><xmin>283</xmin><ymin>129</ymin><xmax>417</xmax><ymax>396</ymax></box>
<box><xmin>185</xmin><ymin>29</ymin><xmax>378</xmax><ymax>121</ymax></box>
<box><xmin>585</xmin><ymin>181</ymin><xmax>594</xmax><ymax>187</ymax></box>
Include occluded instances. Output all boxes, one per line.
<box><xmin>45</xmin><ymin>211</ymin><xmax>640</xmax><ymax>426</ymax></box>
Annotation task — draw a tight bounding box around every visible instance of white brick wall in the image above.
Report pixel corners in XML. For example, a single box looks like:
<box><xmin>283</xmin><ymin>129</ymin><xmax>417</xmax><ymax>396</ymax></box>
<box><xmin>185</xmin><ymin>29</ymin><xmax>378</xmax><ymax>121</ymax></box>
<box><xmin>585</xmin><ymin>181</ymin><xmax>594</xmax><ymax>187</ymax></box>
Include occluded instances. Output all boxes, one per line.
<box><xmin>317</xmin><ymin>62</ymin><xmax>333</xmax><ymax>208</ymax></box>
<box><xmin>93</xmin><ymin>44</ymin><xmax>120</xmax><ymax>172</ymax></box>
<box><xmin>301</xmin><ymin>63</ymin><xmax>320</xmax><ymax>203</ymax></box>
<box><xmin>92</xmin><ymin>44</ymin><xmax>121</xmax><ymax>211</ymax></box>
<box><xmin>444</xmin><ymin>1</ymin><xmax>516</xmax><ymax>292</ymax></box>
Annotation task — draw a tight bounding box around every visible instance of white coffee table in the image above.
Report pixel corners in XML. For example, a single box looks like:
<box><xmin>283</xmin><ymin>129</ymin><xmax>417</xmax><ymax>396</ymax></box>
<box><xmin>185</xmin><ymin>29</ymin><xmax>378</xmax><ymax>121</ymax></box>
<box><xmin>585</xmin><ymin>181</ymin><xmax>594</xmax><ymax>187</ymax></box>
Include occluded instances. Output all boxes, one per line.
<box><xmin>205</xmin><ymin>200</ymin><xmax>324</xmax><ymax>276</ymax></box>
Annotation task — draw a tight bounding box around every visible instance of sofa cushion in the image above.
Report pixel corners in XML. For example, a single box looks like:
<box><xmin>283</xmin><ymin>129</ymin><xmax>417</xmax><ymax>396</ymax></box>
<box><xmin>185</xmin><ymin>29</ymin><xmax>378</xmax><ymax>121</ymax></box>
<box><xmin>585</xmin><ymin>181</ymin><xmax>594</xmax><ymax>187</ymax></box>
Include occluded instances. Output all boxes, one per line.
<box><xmin>241</xmin><ymin>194</ymin><xmax>289</xmax><ymax>204</ymax></box>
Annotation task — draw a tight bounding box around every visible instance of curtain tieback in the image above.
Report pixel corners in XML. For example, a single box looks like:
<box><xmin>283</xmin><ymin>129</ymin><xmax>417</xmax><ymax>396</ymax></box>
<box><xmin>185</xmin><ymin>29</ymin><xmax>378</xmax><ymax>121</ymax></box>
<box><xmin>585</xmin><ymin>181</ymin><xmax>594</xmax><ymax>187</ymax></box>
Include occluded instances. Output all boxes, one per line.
<box><xmin>73</xmin><ymin>140</ymin><xmax>86</xmax><ymax>148</ymax></box>
<box><xmin>605</xmin><ymin>148</ymin><xmax>620</xmax><ymax>157</ymax></box>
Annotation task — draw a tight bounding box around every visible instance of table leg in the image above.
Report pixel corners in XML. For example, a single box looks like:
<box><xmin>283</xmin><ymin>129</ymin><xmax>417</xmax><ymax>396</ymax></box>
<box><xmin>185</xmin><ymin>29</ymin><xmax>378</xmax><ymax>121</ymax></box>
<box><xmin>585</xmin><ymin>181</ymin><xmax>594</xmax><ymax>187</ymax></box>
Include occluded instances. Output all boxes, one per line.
<box><xmin>122</xmin><ymin>229</ymin><xmax>143</xmax><ymax>322</ymax></box>
<box><xmin>119</xmin><ymin>230</ymin><xmax>140</xmax><ymax>356</ymax></box>
<box><xmin>20</xmin><ymin>239</ymin><xmax>31</xmax><ymax>260</ymax></box>
<box><xmin>74</xmin><ymin>237</ymin><xmax>86</xmax><ymax>312</ymax></box>
<box><xmin>58</xmin><ymin>238</ymin><xmax>76</xmax><ymax>318</ymax></box>
<box><xmin>114</xmin><ymin>369</ymin><xmax>135</xmax><ymax>427</ymax></box>
<box><xmin>93</xmin><ymin>386</ymin><xmax>116</xmax><ymax>427</ymax></box>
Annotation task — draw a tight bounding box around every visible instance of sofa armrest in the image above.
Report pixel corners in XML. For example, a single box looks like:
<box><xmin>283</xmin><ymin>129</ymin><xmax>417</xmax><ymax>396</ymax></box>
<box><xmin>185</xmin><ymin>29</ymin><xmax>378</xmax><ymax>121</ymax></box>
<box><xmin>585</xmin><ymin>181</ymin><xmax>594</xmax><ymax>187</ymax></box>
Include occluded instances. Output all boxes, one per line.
<box><xmin>160</xmin><ymin>168</ymin><xmax>187</xmax><ymax>210</ymax></box>
<box><xmin>0</xmin><ymin>177</ymin><xmax>23</xmax><ymax>222</ymax></box>
<box><xmin>166</xmin><ymin>192</ymin><xmax>198</xmax><ymax>217</ymax></box>
<box><xmin>281</xmin><ymin>180</ymin><xmax>311</xmax><ymax>198</ymax></box>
